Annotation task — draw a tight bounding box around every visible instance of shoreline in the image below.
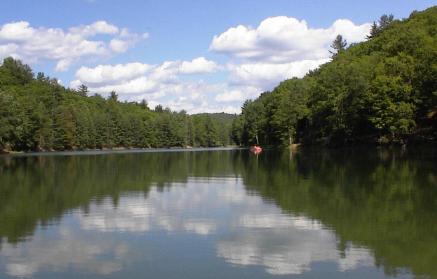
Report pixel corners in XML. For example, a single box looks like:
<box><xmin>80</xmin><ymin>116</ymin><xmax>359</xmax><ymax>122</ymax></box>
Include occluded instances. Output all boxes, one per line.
<box><xmin>2</xmin><ymin>141</ymin><xmax>436</xmax><ymax>156</ymax></box>
<box><xmin>0</xmin><ymin>146</ymin><xmax>245</xmax><ymax>157</ymax></box>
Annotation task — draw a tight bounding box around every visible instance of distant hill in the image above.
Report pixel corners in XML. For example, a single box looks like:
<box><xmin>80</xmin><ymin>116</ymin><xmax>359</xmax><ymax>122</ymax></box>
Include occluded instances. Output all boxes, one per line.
<box><xmin>192</xmin><ymin>113</ymin><xmax>238</xmax><ymax>147</ymax></box>
<box><xmin>193</xmin><ymin>112</ymin><xmax>237</xmax><ymax>123</ymax></box>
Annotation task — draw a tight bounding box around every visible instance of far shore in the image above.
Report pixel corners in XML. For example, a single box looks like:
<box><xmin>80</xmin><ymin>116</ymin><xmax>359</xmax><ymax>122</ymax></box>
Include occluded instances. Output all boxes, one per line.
<box><xmin>0</xmin><ymin>146</ymin><xmax>245</xmax><ymax>157</ymax></box>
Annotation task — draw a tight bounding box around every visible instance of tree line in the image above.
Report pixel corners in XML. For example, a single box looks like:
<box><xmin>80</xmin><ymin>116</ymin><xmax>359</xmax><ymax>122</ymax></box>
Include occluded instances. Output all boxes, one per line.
<box><xmin>0</xmin><ymin>58</ymin><xmax>236</xmax><ymax>152</ymax></box>
<box><xmin>232</xmin><ymin>7</ymin><xmax>437</xmax><ymax>146</ymax></box>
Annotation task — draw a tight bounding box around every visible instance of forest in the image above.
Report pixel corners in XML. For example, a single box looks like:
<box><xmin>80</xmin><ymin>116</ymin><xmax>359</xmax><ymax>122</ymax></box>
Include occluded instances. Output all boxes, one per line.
<box><xmin>231</xmin><ymin>7</ymin><xmax>437</xmax><ymax>146</ymax></box>
<box><xmin>0</xmin><ymin>59</ymin><xmax>236</xmax><ymax>152</ymax></box>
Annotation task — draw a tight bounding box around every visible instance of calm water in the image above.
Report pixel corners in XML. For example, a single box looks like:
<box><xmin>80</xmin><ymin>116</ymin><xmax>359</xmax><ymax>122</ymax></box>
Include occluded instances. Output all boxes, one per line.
<box><xmin>0</xmin><ymin>148</ymin><xmax>436</xmax><ymax>279</ymax></box>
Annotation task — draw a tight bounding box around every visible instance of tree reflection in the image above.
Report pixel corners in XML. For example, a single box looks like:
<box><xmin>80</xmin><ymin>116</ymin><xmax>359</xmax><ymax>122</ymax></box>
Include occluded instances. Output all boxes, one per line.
<box><xmin>239</xmin><ymin>147</ymin><xmax>437</xmax><ymax>278</ymax></box>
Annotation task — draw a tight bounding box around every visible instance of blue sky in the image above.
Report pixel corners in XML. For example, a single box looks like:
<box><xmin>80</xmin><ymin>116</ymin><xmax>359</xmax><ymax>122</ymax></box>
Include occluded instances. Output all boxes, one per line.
<box><xmin>1</xmin><ymin>0</ymin><xmax>435</xmax><ymax>113</ymax></box>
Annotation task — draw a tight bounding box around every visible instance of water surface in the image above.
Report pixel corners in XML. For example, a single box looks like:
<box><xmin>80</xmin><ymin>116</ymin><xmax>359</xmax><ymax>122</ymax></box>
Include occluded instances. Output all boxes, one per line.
<box><xmin>0</xmin><ymin>148</ymin><xmax>436</xmax><ymax>278</ymax></box>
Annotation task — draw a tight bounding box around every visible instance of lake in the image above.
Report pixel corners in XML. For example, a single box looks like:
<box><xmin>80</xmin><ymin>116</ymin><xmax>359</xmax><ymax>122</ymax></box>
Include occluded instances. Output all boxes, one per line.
<box><xmin>0</xmin><ymin>147</ymin><xmax>436</xmax><ymax>279</ymax></box>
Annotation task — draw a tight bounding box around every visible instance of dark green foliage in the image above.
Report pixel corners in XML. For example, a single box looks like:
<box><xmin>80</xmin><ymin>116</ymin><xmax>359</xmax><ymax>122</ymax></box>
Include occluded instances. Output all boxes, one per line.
<box><xmin>0</xmin><ymin>59</ymin><xmax>236</xmax><ymax>151</ymax></box>
<box><xmin>232</xmin><ymin>7</ymin><xmax>437</xmax><ymax>146</ymax></box>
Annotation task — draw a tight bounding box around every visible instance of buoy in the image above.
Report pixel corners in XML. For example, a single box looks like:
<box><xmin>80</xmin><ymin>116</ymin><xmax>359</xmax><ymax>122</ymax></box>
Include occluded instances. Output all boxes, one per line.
<box><xmin>250</xmin><ymin>145</ymin><xmax>263</xmax><ymax>154</ymax></box>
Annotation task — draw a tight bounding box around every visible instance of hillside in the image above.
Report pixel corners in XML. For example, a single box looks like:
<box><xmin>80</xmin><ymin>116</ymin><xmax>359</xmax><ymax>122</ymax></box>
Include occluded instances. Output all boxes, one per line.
<box><xmin>231</xmin><ymin>7</ymin><xmax>437</xmax><ymax>146</ymax></box>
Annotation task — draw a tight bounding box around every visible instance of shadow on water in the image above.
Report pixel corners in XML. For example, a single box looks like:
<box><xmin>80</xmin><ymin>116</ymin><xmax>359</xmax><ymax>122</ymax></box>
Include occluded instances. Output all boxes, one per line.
<box><xmin>0</xmin><ymin>147</ymin><xmax>436</xmax><ymax>278</ymax></box>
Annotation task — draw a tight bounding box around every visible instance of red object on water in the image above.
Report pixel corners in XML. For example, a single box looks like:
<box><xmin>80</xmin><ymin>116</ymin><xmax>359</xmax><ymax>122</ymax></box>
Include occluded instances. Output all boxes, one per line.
<box><xmin>250</xmin><ymin>145</ymin><xmax>263</xmax><ymax>154</ymax></box>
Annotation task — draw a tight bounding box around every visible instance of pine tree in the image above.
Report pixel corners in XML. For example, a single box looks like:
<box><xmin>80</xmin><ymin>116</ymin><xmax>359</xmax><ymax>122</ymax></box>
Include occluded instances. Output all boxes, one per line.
<box><xmin>77</xmin><ymin>84</ymin><xmax>88</xmax><ymax>97</ymax></box>
<box><xmin>367</xmin><ymin>22</ymin><xmax>379</xmax><ymax>39</ymax></box>
<box><xmin>109</xmin><ymin>91</ymin><xmax>118</xmax><ymax>102</ymax></box>
<box><xmin>329</xmin><ymin>35</ymin><xmax>347</xmax><ymax>58</ymax></box>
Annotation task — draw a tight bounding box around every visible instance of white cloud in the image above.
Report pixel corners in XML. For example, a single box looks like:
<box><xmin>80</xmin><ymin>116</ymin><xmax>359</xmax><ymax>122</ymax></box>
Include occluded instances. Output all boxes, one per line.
<box><xmin>215</xmin><ymin>86</ymin><xmax>259</xmax><ymax>103</ymax></box>
<box><xmin>179</xmin><ymin>57</ymin><xmax>220</xmax><ymax>74</ymax></box>
<box><xmin>215</xmin><ymin>89</ymin><xmax>246</xmax><ymax>103</ymax></box>
<box><xmin>75</xmin><ymin>63</ymin><xmax>153</xmax><ymax>85</ymax></box>
<box><xmin>210</xmin><ymin>16</ymin><xmax>371</xmax><ymax>63</ymax></box>
<box><xmin>0</xmin><ymin>21</ymin><xmax>34</xmax><ymax>41</ymax></box>
<box><xmin>0</xmin><ymin>21</ymin><xmax>147</xmax><ymax>71</ymax></box>
<box><xmin>109</xmin><ymin>39</ymin><xmax>130</xmax><ymax>53</ymax></box>
<box><xmin>73</xmin><ymin>57</ymin><xmax>219</xmax><ymax>88</ymax></box>
<box><xmin>70</xmin><ymin>59</ymin><xmax>239</xmax><ymax>113</ymax></box>
<box><xmin>69</xmin><ymin>20</ymin><xmax>119</xmax><ymax>36</ymax></box>
<box><xmin>55</xmin><ymin>59</ymin><xmax>73</xmax><ymax>72</ymax></box>
<box><xmin>0</xmin><ymin>43</ymin><xmax>18</xmax><ymax>57</ymax></box>
<box><xmin>228</xmin><ymin>58</ymin><xmax>329</xmax><ymax>89</ymax></box>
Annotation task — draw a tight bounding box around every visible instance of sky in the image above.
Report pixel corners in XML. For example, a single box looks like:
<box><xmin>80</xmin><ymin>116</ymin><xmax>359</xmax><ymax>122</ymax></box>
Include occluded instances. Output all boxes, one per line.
<box><xmin>1</xmin><ymin>0</ymin><xmax>435</xmax><ymax>114</ymax></box>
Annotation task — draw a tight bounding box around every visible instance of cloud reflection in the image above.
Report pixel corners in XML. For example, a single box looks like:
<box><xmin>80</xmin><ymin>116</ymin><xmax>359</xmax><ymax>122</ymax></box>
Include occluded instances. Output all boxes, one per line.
<box><xmin>78</xmin><ymin>179</ymin><xmax>374</xmax><ymax>275</ymax></box>
<box><xmin>215</xmin><ymin>186</ymin><xmax>373</xmax><ymax>275</ymax></box>
<box><xmin>1</xmin><ymin>228</ymin><xmax>130</xmax><ymax>277</ymax></box>
<box><xmin>1</xmin><ymin>178</ymin><xmax>375</xmax><ymax>277</ymax></box>
<box><xmin>78</xmin><ymin>182</ymin><xmax>221</xmax><ymax>236</ymax></box>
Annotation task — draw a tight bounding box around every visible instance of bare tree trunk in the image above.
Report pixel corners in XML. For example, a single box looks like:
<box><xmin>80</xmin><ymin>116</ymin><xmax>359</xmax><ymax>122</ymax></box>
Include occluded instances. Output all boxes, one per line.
<box><xmin>288</xmin><ymin>129</ymin><xmax>293</xmax><ymax>146</ymax></box>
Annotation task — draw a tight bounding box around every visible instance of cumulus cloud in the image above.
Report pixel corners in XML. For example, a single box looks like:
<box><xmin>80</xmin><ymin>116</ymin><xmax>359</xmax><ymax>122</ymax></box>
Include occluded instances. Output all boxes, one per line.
<box><xmin>214</xmin><ymin>86</ymin><xmax>259</xmax><ymax>103</ymax></box>
<box><xmin>210</xmin><ymin>16</ymin><xmax>371</xmax><ymax>63</ymax></box>
<box><xmin>69</xmin><ymin>21</ymin><xmax>119</xmax><ymax>36</ymax></box>
<box><xmin>228</xmin><ymin>58</ymin><xmax>329</xmax><ymax>89</ymax></box>
<box><xmin>72</xmin><ymin>57</ymin><xmax>219</xmax><ymax>88</ymax></box>
<box><xmin>73</xmin><ymin>57</ymin><xmax>218</xmax><ymax>86</ymax></box>
<box><xmin>206</xmin><ymin>16</ymin><xmax>372</xmax><ymax>106</ymax></box>
<box><xmin>0</xmin><ymin>43</ymin><xmax>18</xmax><ymax>57</ymax></box>
<box><xmin>179</xmin><ymin>57</ymin><xmax>220</xmax><ymax>74</ymax></box>
<box><xmin>0</xmin><ymin>20</ymin><xmax>147</xmax><ymax>71</ymax></box>
<box><xmin>0</xmin><ymin>21</ymin><xmax>35</xmax><ymax>41</ymax></box>
<box><xmin>109</xmin><ymin>39</ymin><xmax>130</xmax><ymax>53</ymax></box>
<box><xmin>69</xmin><ymin>58</ymin><xmax>237</xmax><ymax>113</ymax></box>
<box><xmin>75</xmin><ymin>62</ymin><xmax>153</xmax><ymax>85</ymax></box>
